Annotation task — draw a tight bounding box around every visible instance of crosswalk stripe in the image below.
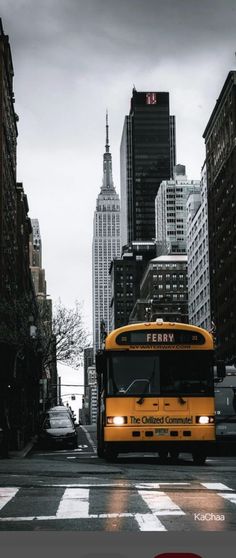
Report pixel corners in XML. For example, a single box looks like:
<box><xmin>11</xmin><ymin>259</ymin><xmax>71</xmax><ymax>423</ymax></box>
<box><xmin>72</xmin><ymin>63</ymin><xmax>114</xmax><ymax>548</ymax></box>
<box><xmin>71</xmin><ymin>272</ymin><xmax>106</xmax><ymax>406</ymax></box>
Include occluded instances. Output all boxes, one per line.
<box><xmin>56</xmin><ymin>488</ymin><xmax>89</xmax><ymax>518</ymax></box>
<box><xmin>0</xmin><ymin>482</ymin><xmax>236</xmax><ymax>526</ymax></box>
<box><xmin>137</xmin><ymin>489</ymin><xmax>185</xmax><ymax>516</ymax></box>
<box><xmin>0</xmin><ymin>488</ymin><xmax>19</xmax><ymax>511</ymax></box>
<box><xmin>135</xmin><ymin>513</ymin><xmax>166</xmax><ymax>531</ymax></box>
<box><xmin>201</xmin><ymin>483</ymin><xmax>233</xmax><ymax>491</ymax></box>
<box><xmin>218</xmin><ymin>492</ymin><xmax>236</xmax><ymax>504</ymax></box>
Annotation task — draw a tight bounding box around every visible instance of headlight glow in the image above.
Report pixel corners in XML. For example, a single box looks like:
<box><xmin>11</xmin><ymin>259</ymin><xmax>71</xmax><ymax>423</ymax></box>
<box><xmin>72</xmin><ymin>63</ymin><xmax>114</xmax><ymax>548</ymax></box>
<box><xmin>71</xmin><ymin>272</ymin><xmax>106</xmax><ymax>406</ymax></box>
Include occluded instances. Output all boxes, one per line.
<box><xmin>196</xmin><ymin>415</ymin><xmax>215</xmax><ymax>424</ymax></box>
<box><xmin>107</xmin><ymin>416</ymin><xmax>127</xmax><ymax>425</ymax></box>
<box><xmin>198</xmin><ymin>416</ymin><xmax>210</xmax><ymax>424</ymax></box>
<box><xmin>113</xmin><ymin>416</ymin><xmax>125</xmax><ymax>426</ymax></box>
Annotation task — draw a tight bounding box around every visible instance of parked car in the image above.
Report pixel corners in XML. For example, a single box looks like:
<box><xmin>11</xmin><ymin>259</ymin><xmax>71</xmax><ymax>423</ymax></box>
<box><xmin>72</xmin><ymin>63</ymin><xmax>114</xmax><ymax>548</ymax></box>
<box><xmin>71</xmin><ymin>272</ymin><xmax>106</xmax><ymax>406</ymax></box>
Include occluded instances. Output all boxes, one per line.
<box><xmin>39</xmin><ymin>414</ymin><xmax>77</xmax><ymax>449</ymax></box>
<box><xmin>40</xmin><ymin>405</ymin><xmax>73</xmax><ymax>427</ymax></box>
<box><xmin>215</xmin><ymin>365</ymin><xmax>236</xmax><ymax>452</ymax></box>
<box><xmin>48</xmin><ymin>405</ymin><xmax>75</xmax><ymax>422</ymax></box>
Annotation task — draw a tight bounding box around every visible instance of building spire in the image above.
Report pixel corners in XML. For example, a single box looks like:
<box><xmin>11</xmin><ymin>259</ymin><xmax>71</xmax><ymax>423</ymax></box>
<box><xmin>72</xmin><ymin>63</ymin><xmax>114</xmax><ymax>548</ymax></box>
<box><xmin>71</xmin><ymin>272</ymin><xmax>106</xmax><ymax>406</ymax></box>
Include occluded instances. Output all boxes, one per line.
<box><xmin>101</xmin><ymin>110</ymin><xmax>115</xmax><ymax>192</ymax></box>
<box><xmin>105</xmin><ymin>109</ymin><xmax>110</xmax><ymax>153</ymax></box>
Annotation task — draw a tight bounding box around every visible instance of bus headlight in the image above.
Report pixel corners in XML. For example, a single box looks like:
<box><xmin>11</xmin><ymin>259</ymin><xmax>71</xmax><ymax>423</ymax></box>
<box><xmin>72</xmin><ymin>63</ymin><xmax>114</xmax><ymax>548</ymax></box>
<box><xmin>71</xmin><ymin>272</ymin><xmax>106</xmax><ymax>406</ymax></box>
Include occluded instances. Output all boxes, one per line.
<box><xmin>196</xmin><ymin>416</ymin><xmax>215</xmax><ymax>424</ymax></box>
<box><xmin>107</xmin><ymin>416</ymin><xmax>127</xmax><ymax>425</ymax></box>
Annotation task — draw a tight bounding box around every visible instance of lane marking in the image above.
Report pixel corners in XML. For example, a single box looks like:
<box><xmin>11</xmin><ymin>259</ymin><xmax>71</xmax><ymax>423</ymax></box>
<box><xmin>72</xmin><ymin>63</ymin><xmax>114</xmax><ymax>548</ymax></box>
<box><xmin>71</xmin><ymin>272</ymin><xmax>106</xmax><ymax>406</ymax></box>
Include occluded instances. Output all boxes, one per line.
<box><xmin>201</xmin><ymin>483</ymin><xmax>233</xmax><ymax>491</ymax></box>
<box><xmin>135</xmin><ymin>483</ymin><xmax>190</xmax><ymax>489</ymax></box>
<box><xmin>80</xmin><ymin>426</ymin><xmax>97</xmax><ymax>453</ymax></box>
<box><xmin>0</xmin><ymin>512</ymin><xmax>133</xmax><ymax>522</ymax></box>
<box><xmin>0</xmin><ymin>488</ymin><xmax>19</xmax><ymax>511</ymax></box>
<box><xmin>138</xmin><ymin>489</ymin><xmax>185</xmax><ymax>516</ymax></box>
<box><xmin>50</xmin><ymin>482</ymin><xmax>189</xmax><ymax>488</ymax></box>
<box><xmin>50</xmin><ymin>483</ymin><xmax>131</xmax><ymax>487</ymax></box>
<box><xmin>36</xmin><ymin>450</ymin><xmax>95</xmax><ymax>457</ymax></box>
<box><xmin>34</xmin><ymin>481</ymin><xmax>232</xmax><ymax>491</ymax></box>
<box><xmin>135</xmin><ymin>513</ymin><xmax>166</xmax><ymax>531</ymax></box>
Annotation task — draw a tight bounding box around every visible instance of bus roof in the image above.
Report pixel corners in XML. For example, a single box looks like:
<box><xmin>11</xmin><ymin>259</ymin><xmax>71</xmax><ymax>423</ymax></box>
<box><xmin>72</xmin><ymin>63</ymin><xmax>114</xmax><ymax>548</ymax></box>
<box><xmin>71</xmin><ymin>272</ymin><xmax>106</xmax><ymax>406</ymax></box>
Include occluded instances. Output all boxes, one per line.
<box><xmin>104</xmin><ymin>321</ymin><xmax>214</xmax><ymax>351</ymax></box>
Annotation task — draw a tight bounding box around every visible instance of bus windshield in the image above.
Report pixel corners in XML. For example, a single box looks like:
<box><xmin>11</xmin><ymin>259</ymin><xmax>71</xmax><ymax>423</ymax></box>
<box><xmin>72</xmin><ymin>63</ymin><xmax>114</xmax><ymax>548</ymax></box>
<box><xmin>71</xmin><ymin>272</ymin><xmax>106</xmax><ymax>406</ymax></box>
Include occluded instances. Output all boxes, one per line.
<box><xmin>107</xmin><ymin>351</ymin><xmax>213</xmax><ymax>397</ymax></box>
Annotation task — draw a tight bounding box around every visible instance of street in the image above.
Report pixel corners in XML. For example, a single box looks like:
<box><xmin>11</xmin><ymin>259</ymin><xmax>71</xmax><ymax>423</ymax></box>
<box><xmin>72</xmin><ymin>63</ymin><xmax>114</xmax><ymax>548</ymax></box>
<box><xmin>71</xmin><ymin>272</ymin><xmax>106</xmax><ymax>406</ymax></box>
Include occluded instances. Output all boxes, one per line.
<box><xmin>0</xmin><ymin>426</ymin><xmax>235</xmax><ymax>531</ymax></box>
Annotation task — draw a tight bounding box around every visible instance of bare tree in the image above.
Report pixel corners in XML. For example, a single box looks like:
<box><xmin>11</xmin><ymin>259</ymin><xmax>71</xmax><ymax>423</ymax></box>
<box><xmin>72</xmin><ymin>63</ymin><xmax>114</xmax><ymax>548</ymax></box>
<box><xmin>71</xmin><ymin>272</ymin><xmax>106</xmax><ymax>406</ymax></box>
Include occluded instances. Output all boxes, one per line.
<box><xmin>0</xmin><ymin>295</ymin><xmax>90</xmax><ymax>373</ymax></box>
<box><xmin>39</xmin><ymin>299</ymin><xmax>90</xmax><ymax>370</ymax></box>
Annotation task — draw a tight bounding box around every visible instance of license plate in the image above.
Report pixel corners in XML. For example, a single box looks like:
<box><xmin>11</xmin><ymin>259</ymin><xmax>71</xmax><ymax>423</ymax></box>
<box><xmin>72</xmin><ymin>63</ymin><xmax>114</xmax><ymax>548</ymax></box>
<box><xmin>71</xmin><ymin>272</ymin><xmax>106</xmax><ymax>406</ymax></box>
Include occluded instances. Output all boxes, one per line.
<box><xmin>155</xmin><ymin>428</ymin><xmax>169</xmax><ymax>436</ymax></box>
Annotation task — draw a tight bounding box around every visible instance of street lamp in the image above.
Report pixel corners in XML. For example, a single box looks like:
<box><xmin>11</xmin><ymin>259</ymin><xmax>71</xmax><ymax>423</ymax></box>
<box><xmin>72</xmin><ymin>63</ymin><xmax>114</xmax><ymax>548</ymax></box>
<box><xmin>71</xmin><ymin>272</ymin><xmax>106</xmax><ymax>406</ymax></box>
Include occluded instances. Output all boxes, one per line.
<box><xmin>29</xmin><ymin>315</ymin><xmax>37</xmax><ymax>339</ymax></box>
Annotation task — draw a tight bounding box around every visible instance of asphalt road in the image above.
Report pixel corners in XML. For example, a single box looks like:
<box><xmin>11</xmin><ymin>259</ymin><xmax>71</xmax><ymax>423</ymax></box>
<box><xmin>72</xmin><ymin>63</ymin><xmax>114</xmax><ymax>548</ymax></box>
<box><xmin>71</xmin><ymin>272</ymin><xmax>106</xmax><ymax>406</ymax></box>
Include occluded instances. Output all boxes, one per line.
<box><xmin>0</xmin><ymin>425</ymin><xmax>236</xmax><ymax>531</ymax></box>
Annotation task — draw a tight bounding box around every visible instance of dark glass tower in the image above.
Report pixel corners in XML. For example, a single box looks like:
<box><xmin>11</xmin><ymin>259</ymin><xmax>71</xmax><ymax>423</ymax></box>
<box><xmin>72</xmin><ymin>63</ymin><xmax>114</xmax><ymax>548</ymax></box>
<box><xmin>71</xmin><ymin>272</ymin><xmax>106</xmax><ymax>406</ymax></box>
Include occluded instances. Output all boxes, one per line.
<box><xmin>203</xmin><ymin>71</ymin><xmax>236</xmax><ymax>361</ymax></box>
<box><xmin>120</xmin><ymin>89</ymin><xmax>174</xmax><ymax>247</ymax></box>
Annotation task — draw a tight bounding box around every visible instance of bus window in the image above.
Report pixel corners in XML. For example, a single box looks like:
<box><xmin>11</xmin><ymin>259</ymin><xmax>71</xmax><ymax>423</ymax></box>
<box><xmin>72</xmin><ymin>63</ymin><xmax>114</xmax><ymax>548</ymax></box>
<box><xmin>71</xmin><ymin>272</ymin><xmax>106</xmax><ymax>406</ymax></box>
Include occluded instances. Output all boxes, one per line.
<box><xmin>107</xmin><ymin>351</ymin><xmax>213</xmax><ymax>397</ymax></box>
<box><xmin>108</xmin><ymin>353</ymin><xmax>160</xmax><ymax>396</ymax></box>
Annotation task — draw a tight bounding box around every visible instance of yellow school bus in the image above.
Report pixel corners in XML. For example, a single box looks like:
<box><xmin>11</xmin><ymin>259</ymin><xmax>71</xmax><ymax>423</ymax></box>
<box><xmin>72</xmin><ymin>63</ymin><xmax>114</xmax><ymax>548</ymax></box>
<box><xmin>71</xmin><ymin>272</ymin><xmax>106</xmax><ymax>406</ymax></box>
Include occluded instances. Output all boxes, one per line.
<box><xmin>96</xmin><ymin>320</ymin><xmax>224</xmax><ymax>465</ymax></box>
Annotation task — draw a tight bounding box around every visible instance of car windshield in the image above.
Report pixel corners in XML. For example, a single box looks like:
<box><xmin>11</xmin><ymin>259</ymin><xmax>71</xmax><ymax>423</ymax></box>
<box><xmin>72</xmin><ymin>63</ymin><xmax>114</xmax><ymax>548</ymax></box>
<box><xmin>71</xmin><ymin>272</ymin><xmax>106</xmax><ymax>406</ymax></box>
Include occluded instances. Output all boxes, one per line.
<box><xmin>48</xmin><ymin>411</ymin><xmax>69</xmax><ymax>418</ymax></box>
<box><xmin>44</xmin><ymin>417</ymin><xmax>73</xmax><ymax>429</ymax></box>
<box><xmin>107</xmin><ymin>351</ymin><xmax>213</xmax><ymax>396</ymax></box>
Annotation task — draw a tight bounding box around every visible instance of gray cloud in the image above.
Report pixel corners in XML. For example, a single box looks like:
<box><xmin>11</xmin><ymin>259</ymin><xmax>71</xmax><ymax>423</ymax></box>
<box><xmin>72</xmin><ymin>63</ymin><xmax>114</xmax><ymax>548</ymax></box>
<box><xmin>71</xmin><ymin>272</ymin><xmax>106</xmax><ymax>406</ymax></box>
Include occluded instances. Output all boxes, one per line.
<box><xmin>1</xmin><ymin>0</ymin><xmax>236</xmax><ymax>333</ymax></box>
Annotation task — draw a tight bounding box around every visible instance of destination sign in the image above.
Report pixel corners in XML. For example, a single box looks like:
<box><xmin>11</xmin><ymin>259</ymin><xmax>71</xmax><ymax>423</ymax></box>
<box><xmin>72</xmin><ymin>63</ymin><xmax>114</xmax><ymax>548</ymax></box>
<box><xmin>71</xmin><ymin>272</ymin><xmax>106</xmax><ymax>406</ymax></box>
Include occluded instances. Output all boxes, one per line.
<box><xmin>115</xmin><ymin>329</ymin><xmax>206</xmax><ymax>346</ymax></box>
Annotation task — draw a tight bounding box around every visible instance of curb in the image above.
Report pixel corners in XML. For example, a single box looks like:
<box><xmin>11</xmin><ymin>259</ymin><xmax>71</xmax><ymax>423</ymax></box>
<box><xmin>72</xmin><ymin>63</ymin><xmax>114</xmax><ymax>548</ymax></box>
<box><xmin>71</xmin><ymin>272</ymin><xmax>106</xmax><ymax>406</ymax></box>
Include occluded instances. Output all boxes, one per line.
<box><xmin>9</xmin><ymin>436</ymin><xmax>38</xmax><ymax>459</ymax></box>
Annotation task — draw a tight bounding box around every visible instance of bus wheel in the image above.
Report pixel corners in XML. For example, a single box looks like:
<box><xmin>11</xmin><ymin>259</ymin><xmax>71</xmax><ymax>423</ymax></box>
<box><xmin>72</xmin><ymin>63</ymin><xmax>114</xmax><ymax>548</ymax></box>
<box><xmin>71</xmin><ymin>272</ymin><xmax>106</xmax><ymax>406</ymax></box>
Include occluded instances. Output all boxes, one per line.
<box><xmin>97</xmin><ymin>443</ymin><xmax>105</xmax><ymax>458</ymax></box>
<box><xmin>158</xmin><ymin>450</ymin><xmax>168</xmax><ymax>463</ymax></box>
<box><xmin>104</xmin><ymin>444</ymin><xmax>118</xmax><ymax>462</ymax></box>
<box><xmin>192</xmin><ymin>452</ymin><xmax>206</xmax><ymax>466</ymax></box>
<box><xmin>169</xmin><ymin>450</ymin><xmax>179</xmax><ymax>463</ymax></box>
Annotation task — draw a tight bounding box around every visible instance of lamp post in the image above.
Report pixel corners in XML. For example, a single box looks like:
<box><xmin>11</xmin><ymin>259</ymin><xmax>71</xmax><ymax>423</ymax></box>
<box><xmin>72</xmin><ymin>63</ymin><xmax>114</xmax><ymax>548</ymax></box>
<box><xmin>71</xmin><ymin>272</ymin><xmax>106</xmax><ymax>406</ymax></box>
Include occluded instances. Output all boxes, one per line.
<box><xmin>145</xmin><ymin>299</ymin><xmax>153</xmax><ymax>321</ymax></box>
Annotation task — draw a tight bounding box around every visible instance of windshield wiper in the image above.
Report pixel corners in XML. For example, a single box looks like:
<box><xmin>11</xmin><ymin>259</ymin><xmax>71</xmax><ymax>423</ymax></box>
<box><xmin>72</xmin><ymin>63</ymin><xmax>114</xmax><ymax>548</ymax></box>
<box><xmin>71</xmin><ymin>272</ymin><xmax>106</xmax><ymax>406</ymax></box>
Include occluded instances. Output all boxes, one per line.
<box><xmin>136</xmin><ymin>359</ymin><xmax>156</xmax><ymax>405</ymax></box>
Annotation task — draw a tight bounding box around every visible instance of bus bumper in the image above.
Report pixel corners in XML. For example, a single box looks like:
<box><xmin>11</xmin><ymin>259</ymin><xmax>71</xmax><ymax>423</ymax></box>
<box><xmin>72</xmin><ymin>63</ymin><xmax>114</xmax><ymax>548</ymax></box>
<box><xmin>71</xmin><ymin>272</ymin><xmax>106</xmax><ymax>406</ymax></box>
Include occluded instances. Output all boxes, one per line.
<box><xmin>104</xmin><ymin>426</ymin><xmax>215</xmax><ymax>453</ymax></box>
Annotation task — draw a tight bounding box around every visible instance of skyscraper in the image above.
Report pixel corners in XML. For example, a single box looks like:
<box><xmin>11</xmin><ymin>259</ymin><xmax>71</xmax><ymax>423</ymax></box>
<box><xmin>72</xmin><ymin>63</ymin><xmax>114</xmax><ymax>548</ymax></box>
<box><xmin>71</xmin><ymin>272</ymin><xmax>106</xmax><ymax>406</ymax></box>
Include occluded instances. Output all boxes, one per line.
<box><xmin>92</xmin><ymin>114</ymin><xmax>121</xmax><ymax>355</ymax></box>
<box><xmin>186</xmin><ymin>161</ymin><xmax>211</xmax><ymax>331</ymax></box>
<box><xmin>155</xmin><ymin>165</ymin><xmax>200</xmax><ymax>255</ymax></box>
<box><xmin>203</xmin><ymin>71</ymin><xmax>236</xmax><ymax>361</ymax></box>
<box><xmin>120</xmin><ymin>89</ymin><xmax>175</xmax><ymax>247</ymax></box>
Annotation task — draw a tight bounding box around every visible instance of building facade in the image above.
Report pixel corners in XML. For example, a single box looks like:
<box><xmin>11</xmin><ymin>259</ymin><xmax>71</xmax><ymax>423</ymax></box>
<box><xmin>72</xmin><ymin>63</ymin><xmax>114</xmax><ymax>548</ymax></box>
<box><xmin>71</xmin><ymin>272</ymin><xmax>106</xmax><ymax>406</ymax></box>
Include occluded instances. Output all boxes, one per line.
<box><xmin>155</xmin><ymin>165</ymin><xmax>200</xmax><ymax>255</ymax></box>
<box><xmin>129</xmin><ymin>255</ymin><xmax>188</xmax><ymax>324</ymax></box>
<box><xmin>30</xmin><ymin>219</ymin><xmax>42</xmax><ymax>267</ymax></box>
<box><xmin>203</xmin><ymin>71</ymin><xmax>236</xmax><ymax>360</ymax></box>
<box><xmin>0</xmin><ymin>20</ymin><xmax>18</xmax><ymax>302</ymax></box>
<box><xmin>92</xmin><ymin>114</ymin><xmax>121</xmax><ymax>355</ymax></box>
<box><xmin>169</xmin><ymin>115</ymin><xmax>176</xmax><ymax>177</ymax></box>
<box><xmin>29</xmin><ymin>218</ymin><xmax>47</xmax><ymax>298</ymax></box>
<box><xmin>186</xmin><ymin>162</ymin><xmax>211</xmax><ymax>331</ymax></box>
<box><xmin>83</xmin><ymin>347</ymin><xmax>94</xmax><ymax>388</ymax></box>
<box><xmin>0</xmin><ymin>21</ymin><xmax>44</xmax><ymax>451</ymax></box>
<box><xmin>86</xmin><ymin>365</ymin><xmax>97</xmax><ymax>425</ymax></box>
<box><xmin>120</xmin><ymin>89</ymin><xmax>175</xmax><ymax>247</ymax></box>
<box><xmin>110</xmin><ymin>240</ymin><xmax>156</xmax><ymax>329</ymax></box>
<box><xmin>29</xmin><ymin>217</ymin><xmax>57</xmax><ymax>409</ymax></box>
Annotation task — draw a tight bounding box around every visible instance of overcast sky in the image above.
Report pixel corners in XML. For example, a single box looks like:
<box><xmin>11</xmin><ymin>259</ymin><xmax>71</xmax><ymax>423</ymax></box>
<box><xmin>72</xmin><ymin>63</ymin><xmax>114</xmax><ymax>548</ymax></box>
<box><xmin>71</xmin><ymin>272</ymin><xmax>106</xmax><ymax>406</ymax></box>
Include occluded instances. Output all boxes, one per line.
<box><xmin>1</xmin><ymin>0</ymin><xmax>236</xmax><ymax>335</ymax></box>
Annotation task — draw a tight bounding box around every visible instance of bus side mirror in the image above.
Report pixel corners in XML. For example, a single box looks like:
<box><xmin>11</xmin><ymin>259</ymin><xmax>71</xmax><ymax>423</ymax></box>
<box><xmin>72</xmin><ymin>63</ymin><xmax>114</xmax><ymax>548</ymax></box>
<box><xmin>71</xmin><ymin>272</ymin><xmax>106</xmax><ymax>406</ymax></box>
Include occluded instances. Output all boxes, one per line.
<box><xmin>215</xmin><ymin>360</ymin><xmax>226</xmax><ymax>382</ymax></box>
<box><xmin>96</xmin><ymin>351</ymin><xmax>106</xmax><ymax>375</ymax></box>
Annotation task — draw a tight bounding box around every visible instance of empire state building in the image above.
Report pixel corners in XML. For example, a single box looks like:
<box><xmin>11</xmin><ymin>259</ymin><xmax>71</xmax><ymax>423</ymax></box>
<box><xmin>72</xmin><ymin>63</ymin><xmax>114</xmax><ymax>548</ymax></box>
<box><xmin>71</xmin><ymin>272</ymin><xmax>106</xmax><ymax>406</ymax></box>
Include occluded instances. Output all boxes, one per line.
<box><xmin>92</xmin><ymin>113</ymin><xmax>121</xmax><ymax>355</ymax></box>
